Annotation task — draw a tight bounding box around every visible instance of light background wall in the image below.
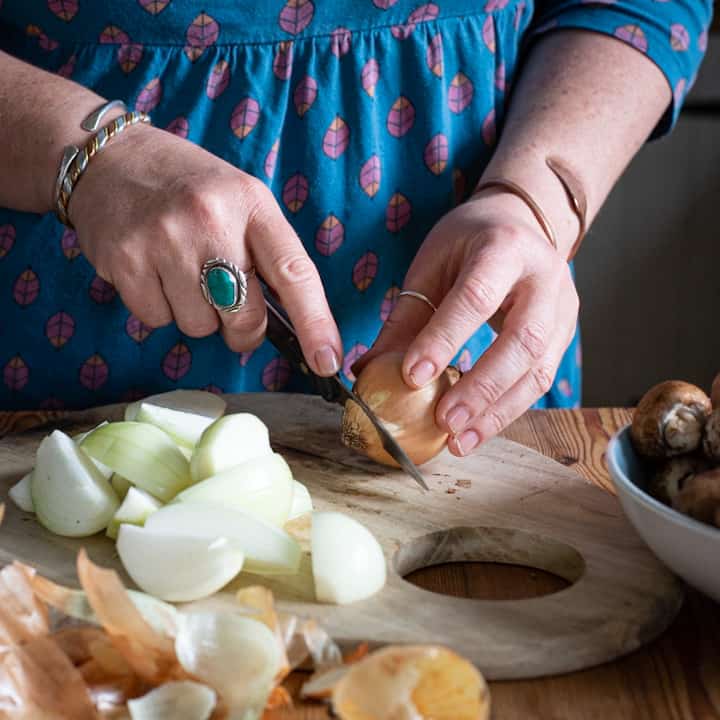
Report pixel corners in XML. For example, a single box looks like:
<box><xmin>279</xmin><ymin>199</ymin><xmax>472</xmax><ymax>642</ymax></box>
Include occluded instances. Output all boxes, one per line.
<box><xmin>575</xmin><ymin>39</ymin><xmax>720</xmax><ymax>406</ymax></box>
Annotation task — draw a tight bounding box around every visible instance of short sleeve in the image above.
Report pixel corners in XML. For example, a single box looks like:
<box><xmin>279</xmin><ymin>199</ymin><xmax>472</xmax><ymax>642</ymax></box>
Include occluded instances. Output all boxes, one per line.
<box><xmin>529</xmin><ymin>1</ymin><xmax>713</xmax><ymax>137</ymax></box>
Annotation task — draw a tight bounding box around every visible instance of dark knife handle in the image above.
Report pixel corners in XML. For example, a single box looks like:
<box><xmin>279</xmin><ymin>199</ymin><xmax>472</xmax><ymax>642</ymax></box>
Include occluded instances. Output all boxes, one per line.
<box><xmin>261</xmin><ymin>282</ymin><xmax>346</xmax><ymax>404</ymax></box>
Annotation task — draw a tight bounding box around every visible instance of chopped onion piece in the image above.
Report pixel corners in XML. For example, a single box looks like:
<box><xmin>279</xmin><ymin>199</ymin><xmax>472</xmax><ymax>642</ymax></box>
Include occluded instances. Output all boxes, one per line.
<box><xmin>117</xmin><ymin>525</ymin><xmax>245</xmax><ymax>602</ymax></box>
<box><xmin>125</xmin><ymin>389</ymin><xmax>227</xmax><ymax>450</ymax></box>
<box><xmin>9</xmin><ymin>471</ymin><xmax>34</xmax><ymax>512</ymax></box>
<box><xmin>289</xmin><ymin>481</ymin><xmax>313</xmax><ymax>519</ymax></box>
<box><xmin>128</xmin><ymin>681</ymin><xmax>217</xmax><ymax>720</ymax></box>
<box><xmin>111</xmin><ymin>473</ymin><xmax>132</xmax><ymax>500</ymax></box>
<box><xmin>312</xmin><ymin>512</ymin><xmax>386</xmax><ymax>605</ymax></box>
<box><xmin>106</xmin><ymin>487</ymin><xmax>162</xmax><ymax>540</ymax></box>
<box><xmin>145</xmin><ymin>503</ymin><xmax>301</xmax><ymax>575</ymax></box>
<box><xmin>32</xmin><ymin>430</ymin><xmax>119</xmax><ymax>537</ymax></box>
<box><xmin>175</xmin><ymin>453</ymin><xmax>294</xmax><ymax>527</ymax></box>
<box><xmin>73</xmin><ymin>421</ymin><xmax>113</xmax><ymax>479</ymax></box>
<box><xmin>190</xmin><ymin>413</ymin><xmax>271</xmax><ymax>483</ymax></box>
<box><xmin>175</xmin><ymin>611</ymin><xmax>280</xmax><ymax>715</ymax></box>
<box><xmin>80</xmin><ymin>421</ymin><xmax>191</xmax><ymax>502</ymax></box>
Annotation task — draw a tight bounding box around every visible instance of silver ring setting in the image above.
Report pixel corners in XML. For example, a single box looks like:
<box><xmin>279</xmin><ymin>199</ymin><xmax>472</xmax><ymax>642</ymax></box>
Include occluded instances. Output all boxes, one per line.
<box><xmin>200</xmin><ymin>258</ymin><xmax>256</xmax><ymax>313</ymax></box>
<box><xmin>398</xmin><ymin>290</ymin><xmax>437</xmax><ymax>313</ymax></box>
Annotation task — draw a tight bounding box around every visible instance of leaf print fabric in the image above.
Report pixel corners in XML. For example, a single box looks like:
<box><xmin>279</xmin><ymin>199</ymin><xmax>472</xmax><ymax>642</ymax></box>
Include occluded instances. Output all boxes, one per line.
<box><xmin>0</xmin><ymin>0</ymin><xmax>710</xmax><ymax>409</ymax></box>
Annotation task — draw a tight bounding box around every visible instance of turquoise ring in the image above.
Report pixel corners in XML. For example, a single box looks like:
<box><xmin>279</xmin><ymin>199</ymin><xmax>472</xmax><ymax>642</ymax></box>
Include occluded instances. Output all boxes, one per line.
<box><xmin>199</xmin><ymin>258</ymin><xmax>256</xmax><ymax>313</ymax></box>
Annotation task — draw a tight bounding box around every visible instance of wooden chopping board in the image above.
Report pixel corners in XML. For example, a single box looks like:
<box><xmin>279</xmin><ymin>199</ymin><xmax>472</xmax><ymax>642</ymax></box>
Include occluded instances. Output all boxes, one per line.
<box><xmin>0</xmin><ymin>393</ymin><xmax>682</xmax><ymax>681</ymax></box>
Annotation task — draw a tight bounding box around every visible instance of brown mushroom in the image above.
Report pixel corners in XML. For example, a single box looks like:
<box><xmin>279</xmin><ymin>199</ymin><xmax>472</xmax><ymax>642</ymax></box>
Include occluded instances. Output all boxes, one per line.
<box><xmin>630</xmin><ymin>381</ymin><xmax>711</xmax><ymax>460</ymax></box>
<box><xmin>711</xmin><ymin>371</ymin><xmax>720</xmax><ymax>408</ymax></box>
<box><xmin>703</xmin><ymin>407</ymin><xmax>720</xmax><ymax>463</ymax></box>
<box><xmin>672</xmin><ymin>468</ymin><xmax>720</xmax><ymax>527</ymax></box>
<box><xmin>647</xmin><ymin>455</ymin><xmax>710</xmax><ymax>506</ymax></box>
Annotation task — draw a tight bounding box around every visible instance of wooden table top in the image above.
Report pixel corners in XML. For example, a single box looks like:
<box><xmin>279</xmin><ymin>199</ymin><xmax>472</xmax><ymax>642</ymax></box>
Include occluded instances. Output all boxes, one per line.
<box><xmin>2</xmin><ymin>407</ymin><xmax>719</xmax><ymax>719</ymax></box>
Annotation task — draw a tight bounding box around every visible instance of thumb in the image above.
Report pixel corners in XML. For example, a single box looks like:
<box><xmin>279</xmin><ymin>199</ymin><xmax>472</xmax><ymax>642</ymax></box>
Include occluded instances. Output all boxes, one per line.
<box><xmin>351</xmin><ymin>291</ymin><xmax>436</xmax><ymax>379</ymax></box>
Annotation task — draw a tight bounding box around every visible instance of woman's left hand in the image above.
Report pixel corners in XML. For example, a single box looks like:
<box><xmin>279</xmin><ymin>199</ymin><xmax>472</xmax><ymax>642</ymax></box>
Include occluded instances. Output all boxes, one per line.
<box><xmin>354</xmin><ymin>190</ymin><xmax>579</xmax><ymax>457</ymax></box>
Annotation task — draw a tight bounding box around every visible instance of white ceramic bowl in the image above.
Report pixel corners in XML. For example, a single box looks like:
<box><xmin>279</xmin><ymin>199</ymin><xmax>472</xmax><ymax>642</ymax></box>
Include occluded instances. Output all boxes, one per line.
<box><xmin>607</xmin><ymin>425</ymin><xmax>720</xmax><ymax>602</ymax></box>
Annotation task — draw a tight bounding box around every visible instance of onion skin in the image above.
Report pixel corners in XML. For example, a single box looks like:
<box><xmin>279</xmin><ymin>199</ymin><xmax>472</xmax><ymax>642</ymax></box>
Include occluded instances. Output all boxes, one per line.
<box><xmin>341</xmin><ymin>352</ymin><xmax>459</xmax><ymax>467</ymax></box>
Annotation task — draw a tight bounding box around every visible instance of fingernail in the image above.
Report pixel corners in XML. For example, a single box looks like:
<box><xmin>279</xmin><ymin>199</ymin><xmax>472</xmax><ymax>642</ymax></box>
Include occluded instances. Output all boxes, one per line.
<box><xmin>409</xmin><ymin>360</ymin><xmax>436</xmax><ymax>388</ymax></box>
<box><xmin>315</xmin><ymin>345</ymin><xmax>339</xmax><ymax>376</ymax></box>
<box><xmin>456</xmin><ymin>429</ymin><xmax>480</xmax><ymax>456</ymax></box>
<box><xmin>446</xmin><ymin>405</ymin><xmax>471</xmax><ymax>434</ymax></box>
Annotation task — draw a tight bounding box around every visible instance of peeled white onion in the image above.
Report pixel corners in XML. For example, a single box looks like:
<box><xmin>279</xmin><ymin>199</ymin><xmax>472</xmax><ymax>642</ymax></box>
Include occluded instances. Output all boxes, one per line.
<box><xmin>311</xmin><ymin>512</ymin><xmax>386</xmax><ymax>605</ymax></box>
<box><xmin>32</xmin><ymin>430</ymin><xmax>119</xmax><ymax>537</ymax></box>
<box><xmin>145</xmin><ymin>502</ymin><xmax>301</xmax><ymax>575</ymax></box>
<box><xmin>80</xmin><ymin>421</ymin><xmax>191</xmax><ymax>502</ymax></box>
<box><xmin>127</xmin><ymin>681</ymin><xmax>216</xmax><ymax>720</ymax></box>
<box><xmin>106</xmin><ymin>486</ymin><xmax>162</xmax><ymax>540</ymax></box>
<box><xmin>116</xmin><ymin>525</ymin><xmax>245</xmax><ymax>602</ymax></box>
<box><xmin>289</xmin><ymin>481</ymin><xmax>313</xmax><ymax>519</ymax></box>
<box><xmin>9</xmin><ymin>471</ymin><xmax>34</xmax><ymax>513</ymax></box>
<box><xmin>111</xmin><ymin>473</ymin><xmax>132</xmax><ymax>500</ymax></box>
<box><xmin>175</xmin><ymin>453</ymin><xmax>294</xmax><ymax>527</ymax></box>
<box><xmin>125</xmin><ymin>389</ymin><xmax>227</xmax><ymax>451</ymax></box>
<box><xmin>73</xmin><ymin>421</ymin><xmax>114</xmax><ymax>479</ymax></box>
<box><xmin>175</xmin><ymin>611</ymin><xmax>280</xmax><ymax>715</ymax></box>
<box><xmin>190</xmin><ymin>413</ymin><xmax>272</xmax><ymax>483</ymax></box>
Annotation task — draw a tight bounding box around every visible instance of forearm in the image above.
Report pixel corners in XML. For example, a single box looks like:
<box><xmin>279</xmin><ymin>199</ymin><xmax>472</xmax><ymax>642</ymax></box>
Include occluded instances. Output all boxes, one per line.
<box><xmin>481</xmin><ymin>29</ymin><xmax>671</xmax><ymax>258</ymax></box>
<box><xmin>0</xmin><ymin>50</ymin><xmax>109</xmax><ymax>214</ymax></box>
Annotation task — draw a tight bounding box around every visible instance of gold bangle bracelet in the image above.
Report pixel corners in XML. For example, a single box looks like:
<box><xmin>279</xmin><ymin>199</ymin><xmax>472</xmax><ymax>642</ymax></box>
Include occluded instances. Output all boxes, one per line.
<box><xmin>546</xmin><ymin>156</ymin><xmax>588</xmax><ymax>261</ymax></box>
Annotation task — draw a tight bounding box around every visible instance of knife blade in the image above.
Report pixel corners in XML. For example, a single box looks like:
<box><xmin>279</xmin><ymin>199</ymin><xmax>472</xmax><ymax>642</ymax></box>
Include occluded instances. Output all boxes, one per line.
<box><xmin>260</xmin><ymin>282</ymin><xmax>429</xmax><ymax>491</ymax></box>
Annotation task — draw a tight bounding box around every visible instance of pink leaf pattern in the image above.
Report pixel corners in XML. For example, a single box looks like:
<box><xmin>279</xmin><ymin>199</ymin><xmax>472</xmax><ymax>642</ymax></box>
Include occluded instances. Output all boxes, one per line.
<box><xmin>448</xmin><ymin>72</ymin><xmax>474</xmax><ymax>114</ymax></box>
<box><xmin>670</xmin><ymin>23</ymin><xmax>690</xmax><ymax>51</ymax></box>
<box><xmin>457</xmin><ymin>349</ymin><xmax>472</xmax><ymax>372</ymax></box>
<box><xmin>315</xmin><ymin>215</ymin><xmax>344</xmax><ymax>256</ymax></box>
<box><xmin>282</xmin><ymin>173</ymin><xmax>309</xmax><ymax>213</ymax></box>
<box><xmin>408</xmin><ymin>3</ymin><xmax>439</xmax><ymax>23</ymax></box>
<box><xmin>614</xmin><ymin>24</ymin><xmax>648</xmax><ymax>53</ymax></box>
<box><xmin>453</xmin><ymin>168</ymin><xmax>466</xmax><ymax>205</ymax></box>
<box><xmin>80</xmin><ymin>354</ymin><xmax>109</xmax><ymax>391</ymax></box>
<box><xmin>424</xmin><ymin>133</ymin><xmax>448</xmax><ymax>175</ymax></box>
<box><xmin>136</xmin><ymin>77</ymin><xmax>162</xmax><ymax>113</ymax></box>
<box><xmin>342</xmin><ymin>343</ymin><xmax>368</xmax><ymax>383</ymax></box>
<box><xmin>206</xmin><ymin>60</ymin><xmax>231</xmax><ymax>100</ymax></box>
<box><xmin>278</xmin><ymin>0</ymin><xmax>314</xmax><ymax>35</ymax></box>
<box><xmin>57</xmin><ymin>53</ymin><xmax>76</xmax><ymax>78</ymax></box>
<box><xmin>380</xmin><ymin>285</ymin><xmax>400</xmax><ymax>322</ymax></box>
<box><xmin>482</xmin><ymin>15</ymin><xmax>496</xmax><ymax>52</ymax></box>
<box><xmin>0</xmin><ymin>225</ymin><xmax>15</xmax><ymax>259</ymax></box>
<box><xmin>46</xmin><ymin>311</ymin><xmax>75</xmax><ymax>349</ymax></box>
<box><xmin>361</xmin><ymin>58</ymin><xmax>379</xmax><ymax>97</ymax></box>
<box><xmin>89</xmin><ymin>275</ymin><xmax>117</xmax><ymax>304</ymax></box>
<box><xmin>331</xmin><ymin>27</ymin><xmax>352</xmax><ymax>57</ymax></box>
<box><xmin>48</xmin><ymin>0</ymin><xmax>77</xmax><ymax>22</ymax></box>
<box><xmin>558</xmin><ymin>378</ymin><xmax>572</xmax><ymax>398</ymax></box>
<box><xmin>118</xmin><ymin>43</ymin><xmax>143</xmax><ymax>74</ymax></box>
<box><xmin>138</xmin><ymin>0</ymin><xmax>170</xmax><ymax>14</ymax></box>
<box><xmin>264</xmin><ymin>139</ymin><xmax>280</xmax><ymax>179</ymax></box>
<box><xmin>184</xmin><ymin>12</ymin><xmax>220</xmax><ymax>63</ymax></box>
<box><xmin>495</xmin><ymin>62</ymin><xmax>506</xmax><ymax>92</ymax></box>
<box><xmin>387</xmin><ymin>96</ymin><xmax>415</xmax><ymax>137</ymax></box>
<box><xmin>99</xmin><ymin>26</ymin><xmax>130</xmax><ymax>45</ymax></box>
<box><xmin>484</xmin><ymin>0</ymin><xmax>509</xmax><ymax>9</ymax></box>
<box><xmin>293</xmin><ymin>76</ymin><xmax>317</xmax><ymax>116</ymax></box>
<box><xmin>61</xmin><ymin>229</ymin><xmax>81</xmax><ymax>261</ymax></box>
<box><xmin>27</xmin><ymin>25</ymin><xmax>59</xmax><ymax>52</ymax></box>
<box><xmin>238</xmin><ymin>350</ymin><xmax>254</xmax><ymax>367</ymax></box>
<box><xmin>391</xmin><ymin>23</ymin><xmax>414</xmax><ymax>40</ymax></box>
<box><xmin>372</xmin><ymin>0</ymin><xmax>398</xmax><ymax>7</ymax></box>
<box><xmin>13</xmin><ymin>269</ymin><xmax>39</xmax><ymax>307</ymax></box>
<box><xmin>386</xmin><ymin>193</ymin><xmax>412</xmax><ymax>232</ymax></box>
<box><xmin>699</xmin><ymin>29</ymin><xmax>708</xmax><ymax>53</ymax></box>
<box><xmin>352</xmin><ymin>251</ymin><xmax>378</xmax><ymax>292</ymax></box>
<box><xmin>359</xmin><ymin>154</ymin><xmax>381</xmax><ymax>197</ymax></box>
<box><xmin>482</xmin><ymin>108</ymin><xmax>496</xmax><ymax>147</ymax></box>
<box><xmin>202</xmin><ymin>384</ymin><xmax>224</xmax><ymax>395</ymax></box>
<box><xmin>125</xmin><ymin>314</ymin><xmax>154</xmax><ymax>343</ymax></box>
<box><xmin>230</xmin><ymin>97</ymin><xmax>260</xmax><ymax>139</ymax></box>
<box><xmin>162</xmin><ymin>342</ymin><xmax>192</xmax><ymax>381</ymax></box>
<box><xmin>426</xmin><ymin>33</ymin><xmax>443</xmax><ymax>77</ymax></box>
<box><xmin>322</xmin><ymin>116</ymin><xmax>350</xmax><ymax>159</ymax></box>
<box><xmin>262</xmin><ymin>357</ymin><xmax>291</xmax><ymax>391</ymax></box>
<box><xmin>273</xmin><ymin>41</ymin><xmax>294</xmax><ymax>80</ymax></box>
<box><xmin>165</xmin><ymin>117</ymin><xmax>189</xmax><ymax>138</ymax></box>
<box><xmin>4</xmin><ymin>356</ymin><xmax>29</xmax><ymax>392</ymax></box>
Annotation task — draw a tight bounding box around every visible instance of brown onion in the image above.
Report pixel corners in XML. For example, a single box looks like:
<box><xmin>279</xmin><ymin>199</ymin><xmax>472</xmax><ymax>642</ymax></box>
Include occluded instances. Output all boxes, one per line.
<box><xmin>341</xmin><ymin>352</ymin><xmax>459</xmax><ymax>467</ymax></box>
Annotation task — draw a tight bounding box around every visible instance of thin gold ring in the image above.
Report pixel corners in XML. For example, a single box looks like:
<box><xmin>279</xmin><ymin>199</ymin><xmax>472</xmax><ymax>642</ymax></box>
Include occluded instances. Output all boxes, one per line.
<box><xmin>398</xmin><ymin>290</ymin><xmax>437</xmax><ymax>313</ymax></box>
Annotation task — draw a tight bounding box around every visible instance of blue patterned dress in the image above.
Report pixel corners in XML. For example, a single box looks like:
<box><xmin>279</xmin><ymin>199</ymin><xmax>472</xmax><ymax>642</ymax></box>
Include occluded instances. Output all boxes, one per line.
<box><xmin>0</xmin><ymin>0</ymin><xmax>711</xmax><ymax>410</ymax></box>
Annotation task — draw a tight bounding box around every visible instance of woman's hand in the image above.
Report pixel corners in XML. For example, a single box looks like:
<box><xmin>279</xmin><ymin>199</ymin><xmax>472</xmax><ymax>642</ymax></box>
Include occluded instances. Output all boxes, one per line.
<box><xmin>69</xmin><ymin>123</ymin><xmax>342</xmax><ymax>376</ymax></box>
<box><xmin>355</xmin><ymin>190</ymin><xmax>579</xmax><ymax>456</ymax></box>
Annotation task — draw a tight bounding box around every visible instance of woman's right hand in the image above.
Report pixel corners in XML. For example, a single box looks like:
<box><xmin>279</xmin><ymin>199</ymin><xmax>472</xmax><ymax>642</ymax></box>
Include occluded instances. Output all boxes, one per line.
<box><xmin>68</xmin><ymin>122</ymin><xmax>342</xmax><ymax>376</ymax></box>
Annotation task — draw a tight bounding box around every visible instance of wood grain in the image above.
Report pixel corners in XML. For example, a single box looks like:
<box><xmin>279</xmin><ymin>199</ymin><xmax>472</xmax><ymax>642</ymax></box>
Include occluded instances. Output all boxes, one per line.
<box><xmin>0</xmin><ymin>406</ymin><xmax>717</xmax><ymax>719</ymax></box>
